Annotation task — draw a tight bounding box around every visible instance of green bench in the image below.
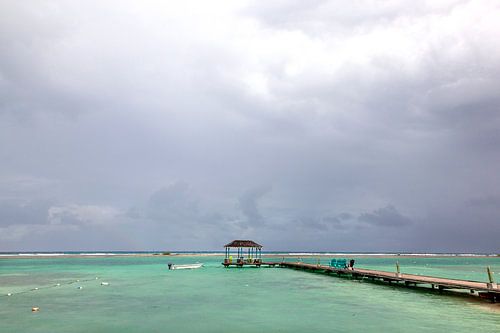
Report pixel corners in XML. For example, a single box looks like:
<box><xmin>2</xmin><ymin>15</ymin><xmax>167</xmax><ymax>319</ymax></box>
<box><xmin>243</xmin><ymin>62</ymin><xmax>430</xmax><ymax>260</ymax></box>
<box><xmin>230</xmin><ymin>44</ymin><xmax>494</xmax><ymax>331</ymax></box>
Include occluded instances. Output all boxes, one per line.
<box><xmin>330</xmin><ymin>258</ymin><xmax>348</xmax><ymax>269</ymax></box>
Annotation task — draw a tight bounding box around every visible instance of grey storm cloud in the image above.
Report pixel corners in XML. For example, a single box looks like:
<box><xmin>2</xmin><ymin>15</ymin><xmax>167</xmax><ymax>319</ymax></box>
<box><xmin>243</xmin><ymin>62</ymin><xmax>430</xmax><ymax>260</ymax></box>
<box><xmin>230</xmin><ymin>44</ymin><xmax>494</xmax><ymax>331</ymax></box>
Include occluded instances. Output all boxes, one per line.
<box><xmin>296</xmin><ymin>213</ymin><xmax>354</xmax><ymax>231</ymax></box>
<box><xmin>358</xmin><ymin>205</ymin><xmax>413</xmax><ymax>227</ymax></box>
<box><xmin>145</xmin><ymin>182</ymin><xmax>200</xmax><ymax>221</ymax></box>
<box><xmin>1</xmin><ymin>1</ymin><xmax>500</xmax><ymax>252</ymax></box>
<box><xmin>238</xmin><ymin>186</ymin><xmax>271</xmax><ymax>227</ymax></box>
<box><xmin>0</xmin><ymin>200</ymin><xmax>52</xmax><ymax>226</ymax></box>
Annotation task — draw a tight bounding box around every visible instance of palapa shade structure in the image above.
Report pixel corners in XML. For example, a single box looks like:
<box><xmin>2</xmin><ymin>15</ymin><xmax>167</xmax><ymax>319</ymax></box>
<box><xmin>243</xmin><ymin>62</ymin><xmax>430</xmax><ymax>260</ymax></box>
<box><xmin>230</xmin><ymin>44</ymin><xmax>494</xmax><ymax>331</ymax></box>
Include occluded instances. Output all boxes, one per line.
<box><xmin>224</xmin><ymin>240</ymin><xmax>262</xmax><ymax>265</ymax></box>
<box><xmin>224</xmin><ymin>240</ymin><xmax>262</xmax><ymax>248</ymax></box>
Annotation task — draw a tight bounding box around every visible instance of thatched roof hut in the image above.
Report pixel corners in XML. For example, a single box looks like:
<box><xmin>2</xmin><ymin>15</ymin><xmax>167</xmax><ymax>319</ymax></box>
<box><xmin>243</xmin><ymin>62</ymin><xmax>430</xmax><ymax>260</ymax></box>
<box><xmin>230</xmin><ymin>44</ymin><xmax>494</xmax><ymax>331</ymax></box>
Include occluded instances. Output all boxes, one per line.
<box><xmin>223</xmin><ymin>240</ymin><xmax>263</xmax><ymax>265</ymax></box>
<box><xmin>224</xmin><ymin>240</ymin><xmax>262</xmax><ymax>249</ymax></box>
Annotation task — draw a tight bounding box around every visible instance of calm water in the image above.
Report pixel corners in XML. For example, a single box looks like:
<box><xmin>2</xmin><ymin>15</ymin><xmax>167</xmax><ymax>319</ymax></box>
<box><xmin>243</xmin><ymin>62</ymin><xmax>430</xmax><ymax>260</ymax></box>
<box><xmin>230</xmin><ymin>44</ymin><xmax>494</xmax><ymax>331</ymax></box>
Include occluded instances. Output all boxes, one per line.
<box><xmin>0</xmin><ymin>255</ymin><xmax>499</xmax><ymax>332</ymax></box>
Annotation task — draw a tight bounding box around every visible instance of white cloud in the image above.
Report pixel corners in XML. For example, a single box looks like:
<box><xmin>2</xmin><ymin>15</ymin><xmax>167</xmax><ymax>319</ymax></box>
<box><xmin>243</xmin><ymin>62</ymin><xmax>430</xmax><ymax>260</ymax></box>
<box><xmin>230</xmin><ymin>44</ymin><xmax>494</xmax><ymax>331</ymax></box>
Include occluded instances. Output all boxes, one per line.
<box><xmin>48</xmin><ymin>204</ymin><xmax>121</xmax><ymax>226</ymax></box>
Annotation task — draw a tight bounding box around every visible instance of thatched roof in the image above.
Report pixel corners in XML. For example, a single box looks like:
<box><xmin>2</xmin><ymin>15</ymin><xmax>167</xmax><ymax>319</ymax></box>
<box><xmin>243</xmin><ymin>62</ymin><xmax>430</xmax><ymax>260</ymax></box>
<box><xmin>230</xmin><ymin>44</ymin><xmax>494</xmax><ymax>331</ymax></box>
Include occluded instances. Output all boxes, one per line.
<box><xmin>224</xmin><ymin>240</ymin><xmax>262</xmax><ymax>248</ymax></box>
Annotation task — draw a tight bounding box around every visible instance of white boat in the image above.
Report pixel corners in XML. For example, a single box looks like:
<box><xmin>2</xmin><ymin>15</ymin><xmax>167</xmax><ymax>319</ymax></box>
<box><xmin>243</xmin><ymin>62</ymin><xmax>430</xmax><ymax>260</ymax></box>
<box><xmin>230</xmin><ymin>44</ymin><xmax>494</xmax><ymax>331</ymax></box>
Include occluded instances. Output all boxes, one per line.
<box><xmin>168</xmin><ymin>263</ymin><xmax>203</xmax><ymax>270</ymax></box>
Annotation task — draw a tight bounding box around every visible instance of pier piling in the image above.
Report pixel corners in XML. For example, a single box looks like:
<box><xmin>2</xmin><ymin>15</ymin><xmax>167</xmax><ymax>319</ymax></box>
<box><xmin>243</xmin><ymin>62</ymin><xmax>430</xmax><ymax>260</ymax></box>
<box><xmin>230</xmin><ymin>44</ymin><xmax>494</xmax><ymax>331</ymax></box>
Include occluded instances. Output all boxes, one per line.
<box><xmin>486</xmin><ymin>266</ymin><xmax>498</xmax><ymax>290</ymax></box>
<box><xmin>396</xmin><ymin>261</ymin><xmax>402</xmax><ymax>278</ymax></box>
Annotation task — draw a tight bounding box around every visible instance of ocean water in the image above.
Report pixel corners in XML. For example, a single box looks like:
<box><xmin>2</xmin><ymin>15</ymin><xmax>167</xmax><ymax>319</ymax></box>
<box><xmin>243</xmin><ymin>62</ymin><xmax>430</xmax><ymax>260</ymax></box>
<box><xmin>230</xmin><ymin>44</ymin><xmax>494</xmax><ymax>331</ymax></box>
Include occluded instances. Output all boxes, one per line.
<box><xmin>0</xmin><ymin>255</ymin><xmax>498</xmax><ymax>332</ymax></box>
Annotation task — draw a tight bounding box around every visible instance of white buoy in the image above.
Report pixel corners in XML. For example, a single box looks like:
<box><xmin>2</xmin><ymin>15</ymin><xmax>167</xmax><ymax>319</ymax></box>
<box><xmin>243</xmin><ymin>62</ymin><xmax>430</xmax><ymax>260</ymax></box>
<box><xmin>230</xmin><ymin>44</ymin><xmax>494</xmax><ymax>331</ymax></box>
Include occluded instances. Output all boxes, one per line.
<box><xmin>100</xmin><ymin>282</ymin><xmax>109</xmax><ymax>286</ymax></box>
<box><xmin>95</xmin><ymin>277</ymin><xmax>99</xmax><ymax>280</ymax></box>
<box><xmin>76</xmin><ymin>279</ymin><xmax>80</xmax><ymax>282</ymax></box>
<box><xmin>56</xmin><ymin>283</ymin><xmax>60</xmax><ymax>286</ymax></box>
<box><xmin>7</xmin><ymin>293</ymin><xmax>12</xmax><ymax>296</ymax></box>
<box><xmin>34</xmin><ymin>288</ymin><xmax>38</xmax><ymax>290</ymax></box>
<box><xmin>32</xmin><ymin>307</ymin><xmax>40</xmax><ymax>312</ymax></box>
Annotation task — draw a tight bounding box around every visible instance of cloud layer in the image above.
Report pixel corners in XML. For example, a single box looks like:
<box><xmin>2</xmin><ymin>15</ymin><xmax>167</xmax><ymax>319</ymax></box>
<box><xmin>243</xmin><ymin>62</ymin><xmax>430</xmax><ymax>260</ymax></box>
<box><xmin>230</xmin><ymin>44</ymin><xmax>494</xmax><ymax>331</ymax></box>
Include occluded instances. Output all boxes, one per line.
<box><xmin>1</xmin><ymin>0</ymin><xmax>499</xmax><ymax>252</ymax></box>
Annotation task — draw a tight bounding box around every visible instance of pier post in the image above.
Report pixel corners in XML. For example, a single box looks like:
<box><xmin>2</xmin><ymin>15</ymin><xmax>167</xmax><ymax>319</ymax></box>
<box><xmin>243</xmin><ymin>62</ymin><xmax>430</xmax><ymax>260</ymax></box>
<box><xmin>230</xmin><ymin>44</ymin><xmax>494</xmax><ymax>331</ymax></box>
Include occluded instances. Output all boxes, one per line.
<box><xmin>396</xmin><ymin>261</ymin><xmax>402</xmax><ymax>278</ymax></box>
<box><xmin>486</xmin><ymin>266</ymin><xmax>498</xmax><ymax>289</ymax></box>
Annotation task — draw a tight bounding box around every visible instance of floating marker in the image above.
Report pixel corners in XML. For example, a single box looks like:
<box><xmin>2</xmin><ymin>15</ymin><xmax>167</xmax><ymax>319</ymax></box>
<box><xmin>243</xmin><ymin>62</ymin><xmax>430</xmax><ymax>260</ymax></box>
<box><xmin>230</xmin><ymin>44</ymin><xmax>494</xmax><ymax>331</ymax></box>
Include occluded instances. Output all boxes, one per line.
<box><xmin>7</xmin><ymin>293</ymin><xmax>12</xmax><ymax>296</ymax></box>
<box><xmin>95</xmin><ymin>277</ymin><xmax>99</xmax><ymax>280</ymax></box>
<box><xmin>34</xmin><ymin>287</ymin><xmax>38</xmax><ymax>290</ymax></box>
<box><xmin>56</xmin><ymin>283</ymin><xmax>60</xmax><ymax>286</ymax></box>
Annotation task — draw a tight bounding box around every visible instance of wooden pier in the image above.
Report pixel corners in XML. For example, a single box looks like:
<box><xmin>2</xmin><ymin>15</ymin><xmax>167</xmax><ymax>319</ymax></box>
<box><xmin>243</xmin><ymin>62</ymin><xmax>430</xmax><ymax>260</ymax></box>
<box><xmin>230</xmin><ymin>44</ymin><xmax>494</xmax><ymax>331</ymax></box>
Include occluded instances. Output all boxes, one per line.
<box><xmin>220</xmin><ymin>240</ymin><xmax>499</xmax><ymax>302</ymax></box>
<box><xmin>222</xmin><ymin>261</ymin><xmax>278</xmax><ymax>268</ymax></box>
<box><xmin>267</xmin><ymin>261</ymin><xmax>500</xmax><ymax>302</ymax></box>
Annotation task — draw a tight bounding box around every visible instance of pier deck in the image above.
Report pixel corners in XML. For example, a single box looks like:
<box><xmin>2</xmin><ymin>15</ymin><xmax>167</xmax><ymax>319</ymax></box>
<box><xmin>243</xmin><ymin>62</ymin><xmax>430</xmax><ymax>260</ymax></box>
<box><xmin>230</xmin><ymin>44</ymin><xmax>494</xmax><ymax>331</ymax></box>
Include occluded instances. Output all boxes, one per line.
<box><xmin>269</xmin><ymin>261</ymin><xmax>500</xmax><ymax>302</ymax></box>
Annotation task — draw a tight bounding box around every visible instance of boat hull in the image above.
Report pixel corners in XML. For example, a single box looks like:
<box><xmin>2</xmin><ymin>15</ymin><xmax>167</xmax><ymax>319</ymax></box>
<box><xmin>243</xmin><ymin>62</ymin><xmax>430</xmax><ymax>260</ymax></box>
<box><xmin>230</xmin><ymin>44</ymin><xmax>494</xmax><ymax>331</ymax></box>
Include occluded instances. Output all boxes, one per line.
<box><xmin>168</xmin><ymin>263</ymin><xmax>203</xmax><ymax>270</ymax></box>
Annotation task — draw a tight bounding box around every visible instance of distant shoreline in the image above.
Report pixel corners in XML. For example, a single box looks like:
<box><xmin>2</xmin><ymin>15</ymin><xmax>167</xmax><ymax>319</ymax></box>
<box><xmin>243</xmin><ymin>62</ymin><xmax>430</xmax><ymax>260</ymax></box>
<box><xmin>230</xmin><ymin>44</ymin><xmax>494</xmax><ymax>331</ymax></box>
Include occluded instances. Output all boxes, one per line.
<box><xmin>1</xmin><ymin>252</ymin><xmax>498</xmax><ymax>259</ymax></box>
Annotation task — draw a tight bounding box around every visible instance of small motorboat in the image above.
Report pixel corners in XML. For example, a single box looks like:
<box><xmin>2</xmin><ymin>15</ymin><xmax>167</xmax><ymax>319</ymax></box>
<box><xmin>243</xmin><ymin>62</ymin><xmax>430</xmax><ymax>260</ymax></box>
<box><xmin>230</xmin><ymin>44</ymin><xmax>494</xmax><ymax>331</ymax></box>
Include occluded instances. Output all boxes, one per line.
<box><xmin>168</xmin><ymin>263</ymin><xmax>203</xmax><ymax>270</ymax></box>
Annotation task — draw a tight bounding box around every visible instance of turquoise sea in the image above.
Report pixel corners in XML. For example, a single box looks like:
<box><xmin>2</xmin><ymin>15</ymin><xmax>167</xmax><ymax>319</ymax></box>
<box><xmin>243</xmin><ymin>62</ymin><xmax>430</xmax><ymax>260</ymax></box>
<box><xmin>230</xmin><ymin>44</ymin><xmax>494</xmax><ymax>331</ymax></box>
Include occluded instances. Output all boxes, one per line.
<box><xmin>1</xmin><ymin>255</ymin><xmax>499</xmax><ymax>332</ymax></box>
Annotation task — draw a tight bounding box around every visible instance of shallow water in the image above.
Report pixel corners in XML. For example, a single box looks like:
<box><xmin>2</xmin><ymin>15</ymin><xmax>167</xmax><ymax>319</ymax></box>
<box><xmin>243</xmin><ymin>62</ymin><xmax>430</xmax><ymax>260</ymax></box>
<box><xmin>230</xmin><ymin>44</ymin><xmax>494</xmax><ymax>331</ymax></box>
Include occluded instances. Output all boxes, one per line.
<box><xmin>0</xmin><ymin>256</ymin><xmax>499</xmax><ymax>332</ymax></box>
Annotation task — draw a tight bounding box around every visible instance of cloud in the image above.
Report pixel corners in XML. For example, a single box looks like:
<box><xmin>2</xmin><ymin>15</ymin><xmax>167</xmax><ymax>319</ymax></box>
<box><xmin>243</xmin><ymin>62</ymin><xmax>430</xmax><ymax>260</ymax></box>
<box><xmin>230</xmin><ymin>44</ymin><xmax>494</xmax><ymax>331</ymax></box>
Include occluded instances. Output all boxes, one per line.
<box><xmin>1</xmin><ymin>1</ymin><xmax>500</xmax><ymax>251</ymax></box>
<box><xmin>238</xmin><ymin>186</ymin><xmax>271</xmax><ymax>227</ymax></box>
<box><xmin>0</xmin><ymin>199</ymin><xmax>52</xmax><ymax>226</ymax></box>
<box><xmin>358</xmin><ymin>205</ymin><xmax>413</xmax><ymax>227</ymax></box>
<box><xmin>0</xmin><ymin>199</ymin><xmax>123</xmax><ymax>247</ymax></box>
<box><xmin>294</xmin><ymin>216</ymin><xmax>328</xmax><ymax>231</ymax></box>
<box><xmin>337</xmin><ymin>213</ymin><xmax>352</xmax><ymax>220</ymax></box>
<box><xmin>126</xmin><ymin>182</ymin><xmax>225</xmax><ymax>233</ymax></box>
<box><xmin>295</xmin><ymin>213</ymin><xmax>355</xmax><ymax>231</ymax></box>
<box><xmin>48</xmin><ymin>204</ymin><xmax>121</xmax><ymax>226</ymax></box>
<box><xmin>466</xmin><ymin>196</ymin><xmax>500</xmax><ymax>209</ymax></box>
<box><xmin>122</xmin><ymin>182</ymin><xmax>254</xmax><ymax>250</ymax></box>
<box><xmin>321</xmin><ymin>215</ymin><xmax>352</xmax><ymax>230</ymax></box>
<box><xmin>145</xmin><ymin>182</ymin><xmax>199</xmax><ymax>221</ymax></box>
<box><xmin>0</xmin><ymin>223</ymin><xmax>79</xmax><ymax>243</ymax></box>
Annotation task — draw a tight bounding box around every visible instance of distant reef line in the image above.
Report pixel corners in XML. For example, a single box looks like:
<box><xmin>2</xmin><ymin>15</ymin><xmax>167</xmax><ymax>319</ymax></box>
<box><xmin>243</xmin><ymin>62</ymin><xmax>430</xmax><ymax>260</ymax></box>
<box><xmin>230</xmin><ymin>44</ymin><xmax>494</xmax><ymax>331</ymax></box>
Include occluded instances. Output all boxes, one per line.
<box><xmin>1</xmin><ymin>252</ymin><xmax>499</xmax><ymax>259</ymax></box>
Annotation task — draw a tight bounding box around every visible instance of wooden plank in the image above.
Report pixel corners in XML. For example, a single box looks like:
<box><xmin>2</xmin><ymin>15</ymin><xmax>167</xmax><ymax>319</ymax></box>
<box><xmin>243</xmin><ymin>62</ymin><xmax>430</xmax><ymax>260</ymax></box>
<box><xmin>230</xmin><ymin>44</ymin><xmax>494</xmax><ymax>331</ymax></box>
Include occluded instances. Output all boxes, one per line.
<box><xmin>271</xmin><ymin>262</ymin><xmax>500</xmax><ymax>296</ymax></box>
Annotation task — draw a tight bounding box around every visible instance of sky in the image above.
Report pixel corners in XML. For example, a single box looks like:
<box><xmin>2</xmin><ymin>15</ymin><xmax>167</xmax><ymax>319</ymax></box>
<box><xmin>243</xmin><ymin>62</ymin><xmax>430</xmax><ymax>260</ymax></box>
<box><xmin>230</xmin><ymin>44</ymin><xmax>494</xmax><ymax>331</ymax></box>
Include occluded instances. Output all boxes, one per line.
<box><xmin>1</xmin><ymin>0</ymin><xmax>500</xmax><ymax>252</ymax></box>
